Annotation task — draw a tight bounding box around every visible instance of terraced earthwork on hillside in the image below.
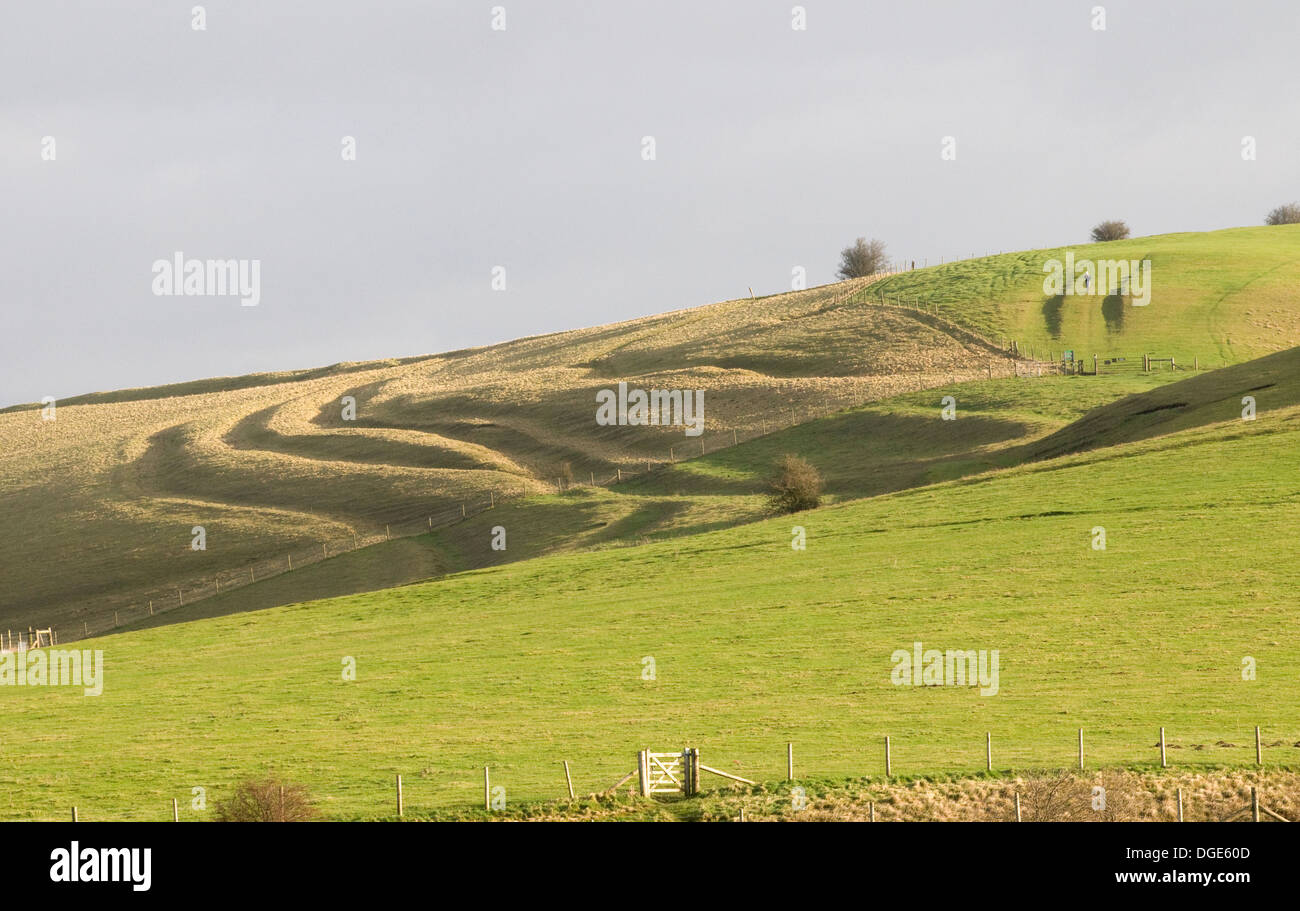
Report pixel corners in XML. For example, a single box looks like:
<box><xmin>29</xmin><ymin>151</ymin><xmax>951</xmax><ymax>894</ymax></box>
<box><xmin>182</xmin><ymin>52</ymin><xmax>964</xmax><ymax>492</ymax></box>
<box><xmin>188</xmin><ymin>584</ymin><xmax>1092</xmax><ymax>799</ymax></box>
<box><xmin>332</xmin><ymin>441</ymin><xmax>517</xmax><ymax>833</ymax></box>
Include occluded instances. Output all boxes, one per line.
<box><xmin>3</xmin><ymin>227</ymin><xmax>1296</xmax><ymax>641</ymax></box>
<box><xmin>0</xmin><ymin>275</ymin><xmax>1010</xmax><ymax>635</ymax></box>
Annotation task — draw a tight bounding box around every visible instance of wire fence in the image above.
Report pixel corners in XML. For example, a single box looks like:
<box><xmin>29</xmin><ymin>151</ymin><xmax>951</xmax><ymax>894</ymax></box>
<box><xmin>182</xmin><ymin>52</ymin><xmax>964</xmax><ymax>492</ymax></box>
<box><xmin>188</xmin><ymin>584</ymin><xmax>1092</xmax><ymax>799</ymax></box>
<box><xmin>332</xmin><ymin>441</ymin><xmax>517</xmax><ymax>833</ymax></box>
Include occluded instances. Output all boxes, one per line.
<box><xmin>41</xmin><ymin>725</ymin><xmax>1297</xmax><ymax>822</ymax></box>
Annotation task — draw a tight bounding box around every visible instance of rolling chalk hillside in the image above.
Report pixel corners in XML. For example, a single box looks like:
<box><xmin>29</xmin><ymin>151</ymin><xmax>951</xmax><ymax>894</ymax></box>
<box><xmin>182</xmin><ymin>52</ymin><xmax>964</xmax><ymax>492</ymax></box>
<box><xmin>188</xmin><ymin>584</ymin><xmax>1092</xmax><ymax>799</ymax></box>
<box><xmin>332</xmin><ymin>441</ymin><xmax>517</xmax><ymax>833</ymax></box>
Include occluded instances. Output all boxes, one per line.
<box><xmin>0</xmin><ymin>274</ymin><xmax>1006</xmax><ymax>634</ymax></box>
<box><xmin>121</xmin><ymin>372</ymin><xmax>1170</xmax><ymax>631</ymax></box>
<box><xmin>4</xmin><ymin>379</ymin><xmax>1299</xmax><ymax>820</ymax></box>
<box><xmin>2</xmin><ymin>226</ymin><xmax>1297</xmax><ymax>636</ymax></box>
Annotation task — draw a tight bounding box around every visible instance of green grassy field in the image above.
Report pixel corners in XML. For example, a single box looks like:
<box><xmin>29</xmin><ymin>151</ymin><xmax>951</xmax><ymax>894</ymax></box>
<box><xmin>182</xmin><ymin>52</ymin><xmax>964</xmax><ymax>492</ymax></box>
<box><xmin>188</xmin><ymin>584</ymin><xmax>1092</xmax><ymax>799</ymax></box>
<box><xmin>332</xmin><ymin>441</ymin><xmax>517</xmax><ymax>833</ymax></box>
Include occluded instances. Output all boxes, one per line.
<box><xmin>871</xmin><ymin>224</ymin><xmax>1300</xmax><ymax>366</ymax></box>
<box><xmin>119</xmin><ymin>536</ymin><xmax>453</xmax><ymax>632</ymax></box>
<box><xmin>1024</xmin><ymin>344</ymin><xmax>1300</xmax><ymax>460</ymax></box>
<box><xmin>4</xmin><ymin>386</ymin><xmax>1297</xmax><ymax>820</ymax></box>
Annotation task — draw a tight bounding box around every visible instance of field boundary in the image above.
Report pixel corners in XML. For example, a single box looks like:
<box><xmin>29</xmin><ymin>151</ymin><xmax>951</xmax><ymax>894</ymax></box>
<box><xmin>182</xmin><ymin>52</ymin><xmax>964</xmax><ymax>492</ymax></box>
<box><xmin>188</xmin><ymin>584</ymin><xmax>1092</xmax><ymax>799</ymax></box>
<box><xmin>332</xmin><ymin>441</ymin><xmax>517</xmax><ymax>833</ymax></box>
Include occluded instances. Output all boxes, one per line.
<box><xmin>27</xmin><ymin>726</ymin><xmax>1298</xmax><ymax>822</ymax></box>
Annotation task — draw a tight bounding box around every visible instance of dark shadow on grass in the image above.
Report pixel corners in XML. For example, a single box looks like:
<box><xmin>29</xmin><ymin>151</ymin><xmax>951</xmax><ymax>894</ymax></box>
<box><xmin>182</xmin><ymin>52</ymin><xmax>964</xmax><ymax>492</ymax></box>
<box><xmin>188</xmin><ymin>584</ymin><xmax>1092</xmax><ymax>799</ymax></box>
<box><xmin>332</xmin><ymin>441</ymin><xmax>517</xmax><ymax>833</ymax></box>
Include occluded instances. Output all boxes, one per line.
<box><xmin>589</xmin><ymin>498</ymin><xmax>693</xmax><ymax>544</ymax></box>
<box><xmin>1042</xmin><ymin>295</ymin><xmax>1066</xmax><ymax>339</ymax></box>
<box><xmin>1102</xmin><ymin>294</ymin><xmax>1126</xmax><ymax>334</ymax></box>
<box><xmin>621</xmin><ymin>411</ymin><xmax>1033</xmax><ymax>501</ymax></box>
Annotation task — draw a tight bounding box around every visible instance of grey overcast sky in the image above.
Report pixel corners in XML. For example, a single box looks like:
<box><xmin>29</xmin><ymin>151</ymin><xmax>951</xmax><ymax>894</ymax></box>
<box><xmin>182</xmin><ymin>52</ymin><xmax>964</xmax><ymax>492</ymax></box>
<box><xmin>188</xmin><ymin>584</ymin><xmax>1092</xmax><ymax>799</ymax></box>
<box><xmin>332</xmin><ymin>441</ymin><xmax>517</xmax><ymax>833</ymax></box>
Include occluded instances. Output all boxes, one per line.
<box><xmin>2</xmin><ymin>1</ymin><xmax>1297</xmax><ymax>406</ymax></box>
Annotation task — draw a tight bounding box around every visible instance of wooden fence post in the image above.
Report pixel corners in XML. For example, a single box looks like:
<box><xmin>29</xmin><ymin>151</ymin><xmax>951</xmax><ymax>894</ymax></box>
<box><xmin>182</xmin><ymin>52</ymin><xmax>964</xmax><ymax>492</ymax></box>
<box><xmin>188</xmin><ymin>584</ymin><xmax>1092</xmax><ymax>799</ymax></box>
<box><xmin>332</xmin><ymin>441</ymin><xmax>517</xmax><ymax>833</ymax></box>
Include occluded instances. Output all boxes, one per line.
<box><xmin>1176</xmin><ymin>788</ymin><xmax>1183</xmax><ymax>822</ymax></box>
<box><xmin>172</xmin><ymin>797</ymin><xmax>179</xmax><ymax>822</ymax></box>
<box><xmin>71</xmin><ymin>806</ymin><xmax>78</xmax><ymax>822</ymax></box>
<box><xmin>563</xmin><ymin>761</ymin><xmax>574</xmax><ymax>800</ymax></box>
<box><xmin>1160</xmin><ymin>727</ymin><xmax>1167</xmax><ymax>768</ymax></box>
<box><xmin>1256</xmin><ymin>726</ymin><xmax>1262</xmax><ymax>765</ymax></box>
<box><xmin>396</xmin><ymin>774</ymin><xmax>403</xmax><ymax>817</ymax></box>
<box><xmin>986</xmin><ymin>732</ymin><xmax>991</xmax><ymax>772</ymax></box>
<box><xmin>787</xmin><ymin>742</ymin><xmax>794</xmax><ymax>781</ymax></box>
<box><xmin>885</xmin><ymin>736</ymin><xmax>892</xmax><ymax>777</ymax></box>
<box><xmin>484</xmin><ymin>766</ymin><xmax>490</xmax><ymax>811</ymax></box>
<box><xmin>1252</xmin><ymin>787</ymin><xmax>1259</xmax><ymax>822</ymax></box>
<box><xmin>869</xmin><ymin>801</ymin><xmax>875</xmax><ymax>822</ymax></box>
<box><xmin>1014</xmin><ymin>792</ymin><xmax>1021</xmax><ymax>822</ymax></box>
<box><xmin>1078</xmin><ymin>728</ymin><xmax>1084</xmax><ymax>770</ymax></box>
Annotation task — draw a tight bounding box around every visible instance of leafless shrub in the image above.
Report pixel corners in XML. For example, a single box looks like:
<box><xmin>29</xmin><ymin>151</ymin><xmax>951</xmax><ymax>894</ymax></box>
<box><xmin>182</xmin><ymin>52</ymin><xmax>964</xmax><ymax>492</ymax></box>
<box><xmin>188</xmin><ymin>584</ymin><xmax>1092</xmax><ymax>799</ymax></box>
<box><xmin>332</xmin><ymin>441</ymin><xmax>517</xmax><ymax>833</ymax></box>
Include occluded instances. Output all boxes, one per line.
<box><xmin>1089</xmin><ymin>220</ymin><xmax>1130</xmax><ymax>242</ymax></box>
<box><xmin>1014</xmin><ymin>772</ymin><xmax>1089</xmax><ymax>821</ymax></box>
<box><xmin>837</xmin><ymin>238</ymin><xmax>889</xmax><ymax>279</ymax></box>
<box><xmin>215</xmin><ymin>777</ymin><xmax>320</xmax><ymax>822</ymax></box>
<box><xmin>1265</xmin><ymin>202</ymin><xmax>1300</xmax><ymax>225</ymax></box>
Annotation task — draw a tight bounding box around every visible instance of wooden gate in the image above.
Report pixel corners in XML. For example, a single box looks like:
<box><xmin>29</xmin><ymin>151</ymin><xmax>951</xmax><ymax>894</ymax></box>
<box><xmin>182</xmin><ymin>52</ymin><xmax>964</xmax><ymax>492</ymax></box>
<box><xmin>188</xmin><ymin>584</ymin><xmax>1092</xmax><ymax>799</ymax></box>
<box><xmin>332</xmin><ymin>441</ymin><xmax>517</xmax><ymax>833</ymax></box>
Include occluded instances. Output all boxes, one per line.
<box><xmin>626</xmin><ymin>748</ymin><xmax>755</xmax><ymax>798</ymax></box>
<box><xmin>638</xmin><ymin>748</ymin><xmax>699</xmax><ymax>796</ymax></box>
